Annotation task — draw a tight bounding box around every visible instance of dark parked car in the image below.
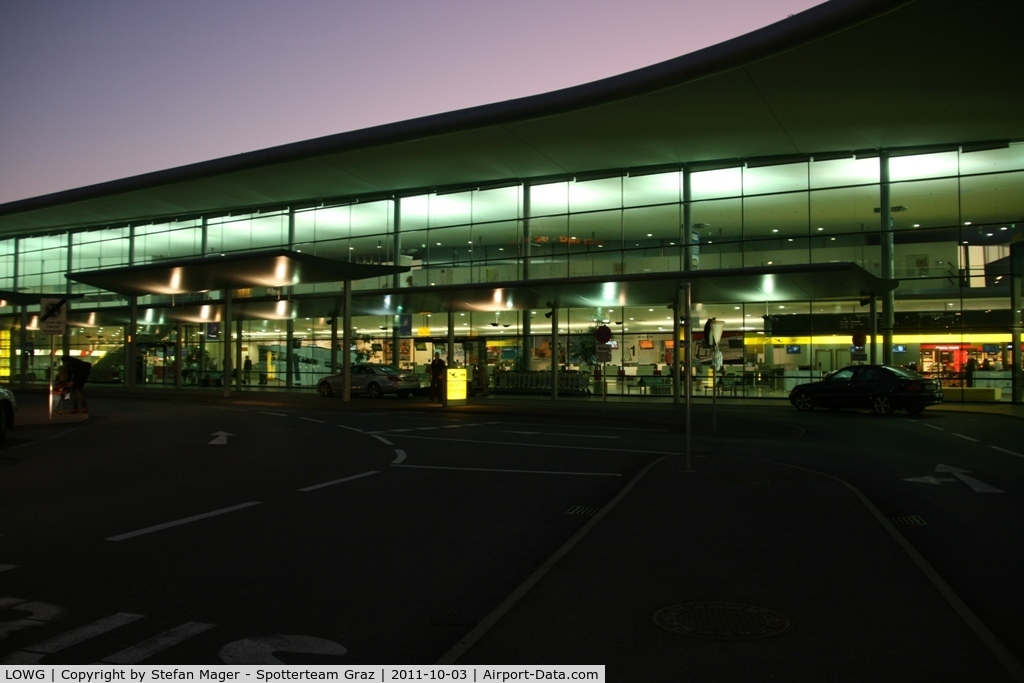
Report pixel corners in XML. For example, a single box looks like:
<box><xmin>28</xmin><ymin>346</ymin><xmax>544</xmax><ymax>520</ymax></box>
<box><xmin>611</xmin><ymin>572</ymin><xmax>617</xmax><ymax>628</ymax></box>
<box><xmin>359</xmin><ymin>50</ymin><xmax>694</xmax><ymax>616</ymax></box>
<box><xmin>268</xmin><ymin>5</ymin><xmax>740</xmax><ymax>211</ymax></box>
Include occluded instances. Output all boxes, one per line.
<box><xmin>0</xmin><ymin>384</ymin><xmax>17</xmax><ymax>441</ymax></box>
<box><xmin>789</xmin><ymin>364</ymin><xmax>943</xmax><ymax>415</ymax></box>
<box><xmin>316</xmin><ymin>363</ymin><xmax>422</xmax><ymax>399</ymax></box>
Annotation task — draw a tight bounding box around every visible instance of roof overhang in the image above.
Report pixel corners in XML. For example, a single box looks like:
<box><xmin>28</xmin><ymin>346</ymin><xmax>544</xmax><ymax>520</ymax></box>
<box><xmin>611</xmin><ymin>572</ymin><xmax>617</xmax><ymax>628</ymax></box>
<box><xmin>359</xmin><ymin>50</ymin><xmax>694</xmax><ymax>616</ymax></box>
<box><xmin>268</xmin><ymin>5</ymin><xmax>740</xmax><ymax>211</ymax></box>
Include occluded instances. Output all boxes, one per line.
<box><xmin>65</xmin><ymin>249</ymin><xmax>408</xmax><ymax>297</ymax></box>
<box><xmin>50</xmin><ymin>262</ymin><xmax>893</xmax><ymax>328</ymax></box>
<box><xmin>1</xmin><ymin>0</ymin><xmax>1021</xmax><ymax>234</ymax></box>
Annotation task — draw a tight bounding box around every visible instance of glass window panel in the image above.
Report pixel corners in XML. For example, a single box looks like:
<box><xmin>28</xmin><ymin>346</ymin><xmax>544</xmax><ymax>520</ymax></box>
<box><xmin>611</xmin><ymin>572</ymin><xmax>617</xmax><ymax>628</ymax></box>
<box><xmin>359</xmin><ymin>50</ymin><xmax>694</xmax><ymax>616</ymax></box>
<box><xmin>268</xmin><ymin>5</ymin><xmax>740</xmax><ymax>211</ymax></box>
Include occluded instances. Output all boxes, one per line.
<box><xmin>810</xmin><ymin>230</ymin><xmax>881</xmax><ymax>274</ymax></box>
<box><xmin>743</xmin><ymin>162</ymin><xmax>807</xmax><ymax>195</ymax></box>
<box><xmin>892</xmin><ymin>226</ymin><xmax>959</xmax><ymax>283</ymax></box>
<box><xmin>700</xmin><ymin>241</ymin><xmax>742</xmax><ymax>270</ymax></box>
<box><xmin>527</xmin><ymin>214</ymin><xmax>568</xmax><ymax>279</ymax></box>
<box><xmin>890</xmin><ymin>178</ymin><xmax>959</xmax><ymax>230</ymax></box>
<box><xmin>961</xmin><ymin>171</ymin><xmax>1024</xmax><ymax>228</ymax></box>
<box><xmin>570</xmin><ymin>177</ymin><xmax>621</xmax><ymax>213</ymax></box>
<box><xmin>429</xmin><ymin>192</ymin><xmax>472</xmax><ymax>228</ymax></box>
<box><xmin>959</xmin><ymin>144</ymin><xmax>1024</xmax><ymax>175</ymax></box>
<box><xmin>624</xmin><ymin>171</ymin><xmax>680</xmax><ymax>207</ymax></box>
<box><xmin>809</xmin><ymin>156</ymin><xmax>879</xmax><ymax>189</ymax></box>
<box><xmin>73</xmin><ymin>228</ymin><xmax>130</xmax><ymax>270</ymax></box>
<box><xmin>890</xmin><ymin>151</ymin><xmax>959</xmax><ymax>181</ymax></box>
<box><xmin>569</xmin><ymin>211</ymin><xmax>620</xmax><ymax>278</ymax></box>
<box><xmin>472</xmin><ymin>185</ymin><xmax>521</xmax><ymax>224</ymax></box>
<box><xmin>350</xmin><ymin>200</ymin><xmax>392</xmax><ymax>236</ymax></box>
<box><xmin>470</xmin><ymin>220</ymin><xmax>521</xmax><ymax>283</ymax></box>
<box><xmin>529</xmin><ymin>181</ymin><xmax>569</xmax><ymax>217</ymax></box>
<box><xmin>809</xmin><ymin>185</ymin><xmax>880</xmax><ymax>235</ymax></box>
<box><xmin>0</xmin><ymin>239</ymin><xmax>14</xmax><ymax>291</ymax></box>
<box><xmin>691</xmin><ymin>198</ymin><xmax>742</xmax><ymax>242</ymax></box>
<box><xmin>400</xmin><ymin>195</ymin><xmax>429</xmax><ymax>231</ymax></box>
<box><xmin>623</xmin><ymin>205</ymin><xmax>680</xmax><ymax>246</ymax></box>
<box><xmin>691</xmin><ymin>167</ymin><xmax>741</xmax><ymax>200</ymax></box>
<box><xmin>743</xmin><ymin>193</ymin><xmax>808</xmax><ymax>239</ymax></box>
<box><xmin>740</xmin><ymin>236</ymin><xmax>810</xmax><ymax>268</ymax></box>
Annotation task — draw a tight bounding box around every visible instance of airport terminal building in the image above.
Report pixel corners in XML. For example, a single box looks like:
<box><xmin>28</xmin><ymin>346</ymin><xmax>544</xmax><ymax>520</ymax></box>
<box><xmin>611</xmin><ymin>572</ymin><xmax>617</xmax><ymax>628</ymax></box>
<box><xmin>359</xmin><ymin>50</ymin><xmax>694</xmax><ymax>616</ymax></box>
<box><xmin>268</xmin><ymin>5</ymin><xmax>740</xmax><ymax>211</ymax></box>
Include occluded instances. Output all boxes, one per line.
<box><xmin>1</xmin><ymin>0</ymin><xmax>1022</xmax><ymax>402</ymax></box>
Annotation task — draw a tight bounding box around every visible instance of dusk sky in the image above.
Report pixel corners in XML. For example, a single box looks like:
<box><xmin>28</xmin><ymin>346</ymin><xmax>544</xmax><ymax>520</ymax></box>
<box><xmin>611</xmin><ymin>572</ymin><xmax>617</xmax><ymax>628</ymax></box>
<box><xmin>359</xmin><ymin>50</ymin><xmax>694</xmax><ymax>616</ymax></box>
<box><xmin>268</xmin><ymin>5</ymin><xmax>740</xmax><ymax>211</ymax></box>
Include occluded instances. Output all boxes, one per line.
<box><xmin>0</xmin><ymin>0</ymin><xmax>822</xmax><ymax>205</ymax></box>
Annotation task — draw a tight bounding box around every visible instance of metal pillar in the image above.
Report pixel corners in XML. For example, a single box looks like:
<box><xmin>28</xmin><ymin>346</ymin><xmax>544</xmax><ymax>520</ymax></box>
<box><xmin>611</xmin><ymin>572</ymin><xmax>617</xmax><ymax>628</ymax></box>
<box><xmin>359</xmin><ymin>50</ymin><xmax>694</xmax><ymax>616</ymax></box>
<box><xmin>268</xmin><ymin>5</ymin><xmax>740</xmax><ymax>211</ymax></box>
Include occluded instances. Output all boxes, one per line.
<box><xmin>342</xmin><ymin>281</ymin><xmax>352</xmax><ymax>402</ymax></box>
<box><xmin>223</xmin><ymin>288</ymin><xmax>232</xmax><ymax>398</ymax></box>
<box><xmin>880</xmin><ymin>152</ymin><xmax>895</xmax><ymax>366</ymax></box>
<box><xmin>550</xmin><ymin>306</ymin><xmax>558</xmax><ymax>400</ymax></box>
<box><xmin>127</xmin><ymin>296</ymin><xmax>138</xmax><ymax>391</ymax></box>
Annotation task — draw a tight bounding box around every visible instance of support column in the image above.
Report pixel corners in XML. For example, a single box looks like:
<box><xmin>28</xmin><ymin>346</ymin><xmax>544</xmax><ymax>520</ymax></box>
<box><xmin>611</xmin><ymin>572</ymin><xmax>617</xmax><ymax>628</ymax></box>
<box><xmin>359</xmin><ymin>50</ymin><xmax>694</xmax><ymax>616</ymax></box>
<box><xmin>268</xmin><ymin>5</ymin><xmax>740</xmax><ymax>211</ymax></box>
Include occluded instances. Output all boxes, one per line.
<box><xmin>343</xmin><ymin>281</ymin><xmax>352</xmax><ymax>402</ymax></box>
<box><xmin>682</xmin><ymin>167</ymin><xmax>694</xmax><ymax>273</ymax></box>
<box><xmin>446</xmin><ymin>308</ymin><xmax>455</xmax><ymax>407</ymax></box>
<box><xmin>869</xmin><ymin>297</ymin><xmax>878</xmax><ymax>365</ymax></box>
<box><xmin>672</xmin><ymin>289</ymin><xmax>682</xmax><ymax>405</ymax></box>
<box><xmin>175</xmin><ymin>323</ymin><xmax>183</xmax><ymax>388</ymax></box>
<box><xmin>521</xmin><ymin>185</ymin><xmax>533</xmax><ymax>367</ymax></box>
<box><xmin>550</xmin><ymin>306</ymin><xmax>559</xmax><ymax>400</ymax></box>
<box><xmin>235</xmin><ymin>318</ymin><xmax>243</xmax><ymax>390</ymax></box>
<box><xmin>127</xmin><ymin>296</ymin><xmax>138</xmax><ymax>391</ymax></box>
<box><xmin>393</xmin><ymin>198</ymin><xmax>403</xmax><ymax>289</ymax></box>
<box><xmin>285</xmin><ymin>318</ymin><xmax>294</xmax><ymax>388</ymax></box>
<box><xmin>223</xmin><ymin>288</ymin><xmax>232</xmax><ymax>398</ymax></box>
<box><xmin>880</xmin><ymin>152</ymin><xmax>895</xmax><ymax>366</ymax></box>
<box><xmin>682</xmin><ymin>282</ymin><xmax>693</xmax><ymax>472</ymax></box>
<box><xmin>330</xmin><ymin>301</ymin><xmax>340</xmax><ymax>378</ymax></box>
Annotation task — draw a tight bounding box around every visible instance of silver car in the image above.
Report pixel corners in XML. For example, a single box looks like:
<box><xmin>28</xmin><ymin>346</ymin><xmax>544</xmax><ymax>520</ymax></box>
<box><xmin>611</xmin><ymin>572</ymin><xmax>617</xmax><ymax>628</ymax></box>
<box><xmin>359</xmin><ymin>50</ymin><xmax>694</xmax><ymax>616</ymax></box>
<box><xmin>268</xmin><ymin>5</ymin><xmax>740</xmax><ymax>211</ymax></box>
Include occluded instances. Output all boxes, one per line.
<box><xmin>316</xmin><ymin>364</ymin><xmax>421</xmax><ymax>399</ymax></box>
<box><xmin>0</xmin><ymin>385</ymin><xmax>17</xmax><ymax>442</ymax></box>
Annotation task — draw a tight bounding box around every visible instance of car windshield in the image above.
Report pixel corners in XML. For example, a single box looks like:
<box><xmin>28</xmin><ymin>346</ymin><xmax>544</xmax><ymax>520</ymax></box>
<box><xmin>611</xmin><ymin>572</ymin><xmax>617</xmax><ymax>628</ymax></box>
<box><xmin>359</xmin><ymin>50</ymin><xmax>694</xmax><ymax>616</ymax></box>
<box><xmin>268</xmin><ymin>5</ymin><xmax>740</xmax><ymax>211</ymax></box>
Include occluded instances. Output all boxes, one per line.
<box><xmin>886</xmin><ymin>365</ymin><xmax>924</xmax><ymax>380</ymax></box>
<box><xmin>374</xmin><ymin>366</ymin><xmax>402</xmax><ymax>374</ymax></box>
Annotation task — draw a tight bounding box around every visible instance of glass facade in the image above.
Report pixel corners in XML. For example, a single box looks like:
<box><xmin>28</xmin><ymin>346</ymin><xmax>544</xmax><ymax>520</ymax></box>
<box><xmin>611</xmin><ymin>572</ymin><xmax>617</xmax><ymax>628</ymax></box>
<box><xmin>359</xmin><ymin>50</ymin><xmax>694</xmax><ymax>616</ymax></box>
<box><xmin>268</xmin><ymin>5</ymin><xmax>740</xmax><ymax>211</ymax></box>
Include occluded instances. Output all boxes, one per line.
<box><xmin>2</xmin><ymin>143</ymin><xmax>1022</xmax><ymax>401</ymax></box>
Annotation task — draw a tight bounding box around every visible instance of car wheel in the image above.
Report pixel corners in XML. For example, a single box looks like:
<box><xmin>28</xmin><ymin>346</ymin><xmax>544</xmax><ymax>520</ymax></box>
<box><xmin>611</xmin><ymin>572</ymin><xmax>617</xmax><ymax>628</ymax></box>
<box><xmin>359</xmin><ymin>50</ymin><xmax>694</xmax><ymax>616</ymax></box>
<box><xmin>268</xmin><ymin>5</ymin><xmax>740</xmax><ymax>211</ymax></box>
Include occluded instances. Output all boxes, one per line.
<box><xmin>792</xmin><ymin>391</ymin><xmax>814</xmax><ymax>412</ymax></box>
<box><xmin>906</xmin><ymin>404</ymin><xmax>925</xmax><ymax>415</ymax></box>
<box><xmin>872</xmin><ymin>394</ymin><xmax>894</xmax><ymax>415</ymax></box>
<box><xmin>367</xmin><ymin>382</ymin><xmax>384</xmax><ymax>399</ymax></box>
<box><xmin>317</xmin><ymin>381</ymin><xmax>333</xmax><ymax>398</ymax></box>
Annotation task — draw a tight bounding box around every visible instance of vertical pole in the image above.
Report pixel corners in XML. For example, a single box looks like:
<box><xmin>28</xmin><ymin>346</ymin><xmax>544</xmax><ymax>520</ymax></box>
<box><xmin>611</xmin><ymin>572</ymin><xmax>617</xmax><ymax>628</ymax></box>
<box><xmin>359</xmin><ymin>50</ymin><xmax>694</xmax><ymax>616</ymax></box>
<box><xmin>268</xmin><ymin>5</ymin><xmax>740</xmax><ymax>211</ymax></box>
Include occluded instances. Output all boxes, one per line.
<box><xmin>673</xmin><ymin>289</ymin><xmax>682</xmax><ymax>405</ymax></box>
<box><xmin>235</xmin><ymin>318</ymin><xmax>243</xmax><ymax>390</ymax></box>
<box><xmin>870</xmin><ymin>297</ymin><xmax>878</xmax><ymax>365</ymax></box>
<box><xmin>330</xmin><ymin>301</ymin><xmax>339</xmax><ymax>378</ymax></box>
<box><xmin>285</xmin><ymin>318</ymin><xmax>294</xmax><ymax>388</ymax></box>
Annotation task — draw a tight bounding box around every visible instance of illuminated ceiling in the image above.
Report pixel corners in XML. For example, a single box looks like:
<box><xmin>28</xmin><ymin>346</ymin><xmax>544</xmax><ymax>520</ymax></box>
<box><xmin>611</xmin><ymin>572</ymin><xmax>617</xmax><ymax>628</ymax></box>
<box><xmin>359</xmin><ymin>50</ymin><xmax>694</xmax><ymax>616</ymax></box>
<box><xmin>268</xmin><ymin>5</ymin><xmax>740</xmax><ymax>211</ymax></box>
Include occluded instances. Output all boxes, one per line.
<box><xmin>1</xmin><ymin>0</ymin><xmax>1021</xmax><ymax>235</ymax></box>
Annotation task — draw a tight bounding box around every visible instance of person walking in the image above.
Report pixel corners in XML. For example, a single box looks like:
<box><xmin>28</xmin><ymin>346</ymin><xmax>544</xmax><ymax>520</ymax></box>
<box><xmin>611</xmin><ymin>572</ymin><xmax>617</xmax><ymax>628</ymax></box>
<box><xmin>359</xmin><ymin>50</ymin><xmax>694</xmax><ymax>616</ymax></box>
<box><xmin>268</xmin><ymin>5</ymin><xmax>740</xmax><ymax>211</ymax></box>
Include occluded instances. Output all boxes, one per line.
<box><xmin>429</xmin><ymin>351</ymin><xmax>446</xmax><ymax>402</ymax></box>
<box><xmin>62</xmin><ymin>355</ymin><xmax>92</xmax><ymax>414</ymax></box>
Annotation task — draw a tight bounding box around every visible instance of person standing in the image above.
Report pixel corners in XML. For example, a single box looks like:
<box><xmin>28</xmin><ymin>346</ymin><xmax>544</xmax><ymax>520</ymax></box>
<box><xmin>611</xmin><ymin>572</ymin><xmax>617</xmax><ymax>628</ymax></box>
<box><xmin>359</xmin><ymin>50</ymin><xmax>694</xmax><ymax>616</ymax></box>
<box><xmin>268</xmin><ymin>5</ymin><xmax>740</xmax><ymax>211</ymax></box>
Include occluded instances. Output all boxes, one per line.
<box><xmin>243</xmin><ymin>355</ymin><xmax>253</xmax><ymax>385</ymax></box>
<box><xmin>429</xmin><ymin>351</ymin><xmax>446</xmax><ymax>402</ymax></box>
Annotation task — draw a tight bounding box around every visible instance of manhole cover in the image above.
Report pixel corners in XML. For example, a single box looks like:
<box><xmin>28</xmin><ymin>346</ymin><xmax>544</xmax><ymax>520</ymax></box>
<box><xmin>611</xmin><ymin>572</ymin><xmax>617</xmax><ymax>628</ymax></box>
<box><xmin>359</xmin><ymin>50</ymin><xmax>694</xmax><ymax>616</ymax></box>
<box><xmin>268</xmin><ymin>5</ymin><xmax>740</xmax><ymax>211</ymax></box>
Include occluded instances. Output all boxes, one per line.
<box><xmin>652</xmin><ymin>602</ymin><xmax>794</xmax><ymax>640</ymax></box>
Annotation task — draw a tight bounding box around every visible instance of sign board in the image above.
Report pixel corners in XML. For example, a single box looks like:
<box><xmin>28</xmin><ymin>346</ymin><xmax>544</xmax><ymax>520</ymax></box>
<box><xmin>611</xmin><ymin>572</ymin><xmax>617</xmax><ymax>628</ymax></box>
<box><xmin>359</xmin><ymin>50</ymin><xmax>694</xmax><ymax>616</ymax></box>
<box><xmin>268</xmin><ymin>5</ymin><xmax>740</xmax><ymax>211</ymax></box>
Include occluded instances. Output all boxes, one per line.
<box><xmin>39</xmin><ymin>297</ymin><xmax>68</xmax><ymax>335</ymax></box>
<box><xmin>446</xmin><ymin>368</ymin><xmax>467</xmax><ymax>403</ymax></box>
<box><xmin>595</xmin><ymin>325</ymin><xmax>612</xmax><ymax>343</ymax></box>
<box><xmin>596</xmin><ymin>344</ymin><xmax>612</xmax><ymax>363</ymax></box>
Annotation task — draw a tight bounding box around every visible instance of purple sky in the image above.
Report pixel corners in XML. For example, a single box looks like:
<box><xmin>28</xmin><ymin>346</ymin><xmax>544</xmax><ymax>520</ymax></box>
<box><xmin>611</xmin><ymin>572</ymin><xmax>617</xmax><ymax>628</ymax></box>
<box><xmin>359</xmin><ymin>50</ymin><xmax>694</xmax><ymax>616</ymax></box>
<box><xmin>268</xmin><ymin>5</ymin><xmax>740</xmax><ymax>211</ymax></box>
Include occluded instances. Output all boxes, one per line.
<box><xmin>0</xmin><ymin>0</ymin><xmax>821</xmax><ymax>205</ymax></box>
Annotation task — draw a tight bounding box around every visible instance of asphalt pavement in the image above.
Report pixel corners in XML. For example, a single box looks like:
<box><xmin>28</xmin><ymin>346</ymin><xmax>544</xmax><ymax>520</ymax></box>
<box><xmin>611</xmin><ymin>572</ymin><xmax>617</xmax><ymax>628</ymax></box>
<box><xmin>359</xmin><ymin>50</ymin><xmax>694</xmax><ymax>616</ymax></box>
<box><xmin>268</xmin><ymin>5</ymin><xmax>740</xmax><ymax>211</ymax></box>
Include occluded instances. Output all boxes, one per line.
<box><xmin>8</xmin><ymin>387</ymin><xmax>1024</xmax><ymax>680</ymax></box>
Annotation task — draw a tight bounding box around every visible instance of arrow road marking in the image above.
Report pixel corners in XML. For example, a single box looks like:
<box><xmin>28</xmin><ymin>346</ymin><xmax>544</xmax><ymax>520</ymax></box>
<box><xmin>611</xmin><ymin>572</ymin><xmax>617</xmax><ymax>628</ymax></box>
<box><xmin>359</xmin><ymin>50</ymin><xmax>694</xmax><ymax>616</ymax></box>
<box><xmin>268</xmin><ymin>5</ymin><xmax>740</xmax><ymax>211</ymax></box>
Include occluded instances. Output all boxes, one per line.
<box><xmin>209</xmin><ymin>431</ymin><xmax>234</xmax><ymax>445</ymax></box>
<box><xmin>904</xmin><ymin>464</ymin><xmax>1004</xmax><ymax>493</ymax></box>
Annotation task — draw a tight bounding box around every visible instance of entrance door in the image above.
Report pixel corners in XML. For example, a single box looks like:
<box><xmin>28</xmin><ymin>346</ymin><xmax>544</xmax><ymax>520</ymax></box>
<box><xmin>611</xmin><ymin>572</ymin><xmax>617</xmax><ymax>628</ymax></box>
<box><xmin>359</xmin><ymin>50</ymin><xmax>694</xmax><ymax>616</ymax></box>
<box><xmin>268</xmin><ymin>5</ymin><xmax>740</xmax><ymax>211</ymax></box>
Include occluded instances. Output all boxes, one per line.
<box><xmin>815</xmin><ymin>349</ymin><xmax>833</xmax><ymax>374</ymax></box>
<box><xmin>835</xmin><ymin>347</ymin><xmax>852</xmax><ymax>369</ymax></box>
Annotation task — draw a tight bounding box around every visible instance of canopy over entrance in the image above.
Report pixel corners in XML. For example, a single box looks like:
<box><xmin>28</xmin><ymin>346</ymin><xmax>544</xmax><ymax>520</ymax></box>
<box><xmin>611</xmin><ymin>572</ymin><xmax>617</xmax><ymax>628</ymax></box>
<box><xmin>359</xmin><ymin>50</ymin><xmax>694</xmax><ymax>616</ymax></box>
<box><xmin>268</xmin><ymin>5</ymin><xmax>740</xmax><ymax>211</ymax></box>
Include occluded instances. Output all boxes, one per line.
<box><xmin>66</xmin><ymin>248</ymin><xmax>408</xmax><ymax>296</ymax></box>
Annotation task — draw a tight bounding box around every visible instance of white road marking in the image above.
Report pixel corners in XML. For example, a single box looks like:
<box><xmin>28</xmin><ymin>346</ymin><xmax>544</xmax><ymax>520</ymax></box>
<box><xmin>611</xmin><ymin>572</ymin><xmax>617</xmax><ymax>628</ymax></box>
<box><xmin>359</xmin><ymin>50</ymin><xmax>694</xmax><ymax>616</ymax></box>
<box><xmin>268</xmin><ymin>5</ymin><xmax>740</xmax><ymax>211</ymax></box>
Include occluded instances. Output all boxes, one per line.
<box><xmin>220</xmin><ymin>635</ymin><xmax>347</xmax><ymax>664</ymax></box>
<box><xmin>372</xmin><ymin>434</ymin><xmax>394</xmax><ymax>446</ymax></box>
<box><xmin>904</xmin><ymin>464</ymin><xmax>1004</xmax><ymax>493</ymax></box>
<box><xmin>100</xmin><ymin>621</ymin><xmax>216</xmax><ymax>664</ymax></box>
<box><xmin>299</xmin><ymin>470</ymin><xmax>379</xmax><ymax>492</ymax></box>
<box><xmin>392</xmin><ymin>464</ymin><xmax>621</xmax><ymax>476</ymax></box>
<box><xmin>208</xmin><ymin>431</ymin><xmax>234</xmax><ymax>445</ymax></box>
<box><xmin>952</xmin><ymin>433</ymin><xmax>979</xmax><ymax>442</ymax></box>
<box><xmin>337</xmin><ymin>425</ymin><xmax>364</xmax><ymax>433</ymax></box>
<box><xmin>106</xmin><ymin>502</ymin><xmax>262</xmax><ymax>541</ymax></box>
<box><xmin>0</xmin><ymin>564</ymin><xmax>16</xmax><ymax>573</ymax></box>
<box><xmin>924</xmin><ymin>424</ymin><xmax>945</xmax><ymax>431</ymax></box>
<box><xmin>299</xmin><ymin>417</ymin><xmax>325</xmax><ymax>423</ymax></box>
<box><xmin>391</xmin><ymin>449</ymin><xmax>407</xmax><ymax>464</ymax></box>
<box><xmin>4</xmin><ymin>612</ymin><xmax>146</xmax><ymax>663</ymax></box>
<box><xmin>991</xmin><ymin>446</ymin><xmax>1024</xmax><ymax>458</ymax></box>
<box><xmin>504</xmin><ymin>430</ymin><xmax>618</xmax><ymax>439</ymax></box>
<box><xmin>259</xmin><ymin>412</ymin><xmax>287</xmax><ymax>417</ymax></box>
<box><xmin>383</xmin><ymin>433</ymin><xmax>679</xmax><ymax>455</ymax></box>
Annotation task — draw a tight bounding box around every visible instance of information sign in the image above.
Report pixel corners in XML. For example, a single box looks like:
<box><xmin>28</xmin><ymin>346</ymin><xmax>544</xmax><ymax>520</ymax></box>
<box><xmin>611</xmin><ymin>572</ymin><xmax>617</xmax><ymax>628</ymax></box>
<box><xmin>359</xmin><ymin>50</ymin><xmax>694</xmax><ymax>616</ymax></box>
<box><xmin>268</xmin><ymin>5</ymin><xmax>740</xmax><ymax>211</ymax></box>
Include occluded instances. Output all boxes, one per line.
<box><xmin>596</xmin><ymin>344</ymin><xmax>612</xmax><ymax>362</ymax></box>
<box><xmin>595</xmin><ymin>325</ymin><xmax>612</xmax><ymax>343</ymax></box>
<box><xmin>39</xmin><ymin>297</ymin><xmax>67</xmax><ymax>335</ymax></box>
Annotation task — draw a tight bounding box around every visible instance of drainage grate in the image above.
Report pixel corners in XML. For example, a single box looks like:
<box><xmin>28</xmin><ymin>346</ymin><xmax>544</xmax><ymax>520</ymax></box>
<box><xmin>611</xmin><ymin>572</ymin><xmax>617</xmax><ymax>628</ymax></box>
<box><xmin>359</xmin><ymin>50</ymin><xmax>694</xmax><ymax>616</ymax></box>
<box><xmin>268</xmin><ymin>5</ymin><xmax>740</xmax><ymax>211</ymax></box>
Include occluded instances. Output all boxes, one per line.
<box><xmin>889</xmin><ymin>515</ymin><xmax>927</xmax><ymax>526</ymax></box>
<box><xmin>565</xmin><ymin>505</ymin><xmax>600</xmax><ymax>516</ymax></box>
<box><xmin>653</xmin><ymin>602</ymin><xmax>794</xmax><ymax>640</ymax></box>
